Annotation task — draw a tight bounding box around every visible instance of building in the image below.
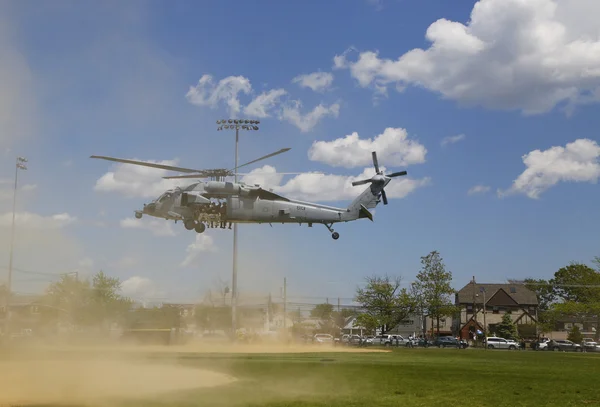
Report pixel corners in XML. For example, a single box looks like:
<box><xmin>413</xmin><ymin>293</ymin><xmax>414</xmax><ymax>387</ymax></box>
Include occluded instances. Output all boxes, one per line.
<box><xmin>424</xmin><ymin>315</ymin><xmax>454</xmax><ymax>337</ymax></box>
<box><xmin>388</xmin><ymin>314</ymin><xmax>424</xmax><ymax>337</ymax></box>
<box><xmin>454</xmin><ymin>282</ymin><xmax>539</xmax><ymax>340</ymax></box>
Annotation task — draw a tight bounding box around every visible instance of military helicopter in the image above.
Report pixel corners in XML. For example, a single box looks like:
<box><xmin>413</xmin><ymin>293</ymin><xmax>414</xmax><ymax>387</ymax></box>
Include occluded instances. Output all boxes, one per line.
<box><xmin>90</xmin><ymin>149</ymin><xmax>407</xmax><ymax>240</ymax></box>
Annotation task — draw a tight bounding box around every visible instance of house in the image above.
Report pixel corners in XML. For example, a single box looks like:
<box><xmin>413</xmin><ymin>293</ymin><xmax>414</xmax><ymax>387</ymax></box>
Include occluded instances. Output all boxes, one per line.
<box><xmin>424</xmin><ymin>315</ymin><xmax>454</xmax><ymax>337</ymax></box>
<box><xmin>453</xmin><ymin>281</ymin><xmax>539</xmax><ymax>340</ymax></box>
<box><xmin>548</xmin><ymin>316</ymin><xmax>598</xmax><ymax>340</ymax></box>
<box><xmin>340</xmin><ymin>316</ymin><xmax>368</xmax><ymax>335</ymax></box>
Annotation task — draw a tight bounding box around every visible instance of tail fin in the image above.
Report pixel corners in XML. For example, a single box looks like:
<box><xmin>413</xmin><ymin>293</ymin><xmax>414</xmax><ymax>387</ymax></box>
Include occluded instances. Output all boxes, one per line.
<box><xmin>345</xmin><ymin>185</ymin><xmax>381</xmax><ymax>221</ymax></box>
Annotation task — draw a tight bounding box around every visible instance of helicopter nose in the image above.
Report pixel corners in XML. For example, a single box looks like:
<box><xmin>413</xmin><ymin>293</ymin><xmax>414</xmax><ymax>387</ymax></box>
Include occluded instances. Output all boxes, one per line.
<box><xmin>144</xmin><ymin>203</ymin><xmax>156</xmax><ymax>213</ymax></box>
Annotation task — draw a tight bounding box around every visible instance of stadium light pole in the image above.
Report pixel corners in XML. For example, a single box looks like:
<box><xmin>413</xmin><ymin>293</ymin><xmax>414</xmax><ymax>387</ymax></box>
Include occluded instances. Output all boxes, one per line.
<box><xmin>3</xmin><ymin>156</ymin><xmax>27</xmax><ymax>335</ymax></box>
<box><xmin>216</xmin><ymin>118</ymin><xmax>260</xmax><ymax>338</ymax></box>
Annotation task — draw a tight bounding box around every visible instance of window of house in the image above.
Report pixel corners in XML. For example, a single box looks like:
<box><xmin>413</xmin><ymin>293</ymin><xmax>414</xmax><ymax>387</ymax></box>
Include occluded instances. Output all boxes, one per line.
<box><xmin>466</xmin><ymin>305</ymin><xmax>473</xmax><ymax>313</ymax></box>
<box><xmin>493</xmin><ymin>306</ymin><xmax>499</xmax><ymax>314</ymax></box>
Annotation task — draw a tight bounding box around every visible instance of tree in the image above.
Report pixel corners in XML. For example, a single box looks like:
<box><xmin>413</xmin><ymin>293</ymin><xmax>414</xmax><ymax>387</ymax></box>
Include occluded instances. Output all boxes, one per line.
<box><xmin>355</xmin><ymin>274</ymin><xmax>414</xmax><ymax>335</ymax></box>
<box><xmin>410</xmin><ymin>251</ymin><xmax>457</xmax><ymax>337</ymax></box>
<box><xmin>42</xmin><ymin>271</ymin><xmax>132</xmax><ymax>329</ymax></box>
<box><xmin>567</xmin><ymin>324</ymin><xmax>583</xmax><ymax>344</ymax></box>
<box><xmin>495</xmin><ymin>313</ymin><xmax>519</xmax><ymax>340</ymax></box>
<box><xmin>310</xmin><ymin>303</ymin><xmax>336</xmax><ymax>334</ymax></box>
<box><xmin>310</xmin><ymin>303</ymin><xmax>333</xmax><ymax>320</ymax></box>
<box><xmin>549</xmin><ymin>261</ymin><xmax>600</xmax><ymax>340</ymax></box>
<box><xmin>523</xmin><ymin>278</ymin><xmax>555</xmax><ymax>312</ymax></box>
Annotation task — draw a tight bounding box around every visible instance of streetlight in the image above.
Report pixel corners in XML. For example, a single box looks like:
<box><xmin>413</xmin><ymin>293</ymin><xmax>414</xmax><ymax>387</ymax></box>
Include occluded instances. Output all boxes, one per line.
<box><xmin>3</xmin><ymin>156</ymin><xmax>27</xmax><ymax>335</ymax></box>
<box><xmin>216</xmin><ymin>119</ymin><xmax>260</xmax><ymax>337</ymax></box>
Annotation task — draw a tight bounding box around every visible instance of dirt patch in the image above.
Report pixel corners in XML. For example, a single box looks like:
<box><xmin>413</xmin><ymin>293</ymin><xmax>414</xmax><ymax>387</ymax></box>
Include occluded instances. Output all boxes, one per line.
<box><xmin>0</xmin><ymin>358</ymin><xmax>235</xmax><ymax>405</ymax></box>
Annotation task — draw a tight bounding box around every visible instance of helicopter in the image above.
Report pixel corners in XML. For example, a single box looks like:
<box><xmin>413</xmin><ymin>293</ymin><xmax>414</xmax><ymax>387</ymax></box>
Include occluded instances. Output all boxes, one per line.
<box><xmin>90</xmin><ymin>149</ymin><xmax>407</xmax><ymax>240</ymax></box>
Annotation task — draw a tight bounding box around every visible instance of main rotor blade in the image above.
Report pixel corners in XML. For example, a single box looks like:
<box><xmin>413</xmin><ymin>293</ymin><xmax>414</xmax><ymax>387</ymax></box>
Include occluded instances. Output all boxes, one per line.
<box><xmin>90</xmin><ymin>155</ymin><xmax>207</xmax><ymax>174</ymax></box>
<box><xmin>162</xmin><ymin>174</ymin><xmax>211</xmax><ymax>179</ymax></box>
<box><xmin>235</xmin><ymin>172</ymin><xmax>323</xmax><ymax>176</ymax></box>
<box><xmin>352</xmin><ymin>179</ymin><xmax>371</xmax><ymax>186</ymax></box>
<box><xmin>381</xmin><ymin>189</ymin><xmax>388</xmax><ymax>205</ymax></box>
<box><xmin>231</xmin><ymin>148</ymin><xmax>291</xmax><ymax>171</ymax></box>
<box><xmin>372</xmin><ymin>151</ymin><xmax>380</xmax><ymax>174</ymax></box>
<box><xmin>387</xmin><ymin>171</ymin><xmax>407</xmax><ymax>177</ymax></box>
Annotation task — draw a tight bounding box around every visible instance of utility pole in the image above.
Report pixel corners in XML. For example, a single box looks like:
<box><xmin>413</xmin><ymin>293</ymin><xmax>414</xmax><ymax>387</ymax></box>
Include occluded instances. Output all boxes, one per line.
<box><xmin>283</xmin><ymin>278</ymin><xmax>287</xmax><ymax>330</ymax></box>
<box><xmin>3</xmin><ymin>156</ymin><xmax>27</xmax><ymax>335</ymax></box>
<box><xmin>472</xmin><ymin>276</ymin><xmax>477</xmax><ymax>347</ymax></box>
<box><xmin>337</xmin><ymin>297</ymin><xmax>340</xmax><ymax>312</ymax></box>
<box><xmin>217</xmin><ymin>119</ymin><xmax>260</xmax><ymax>338</ymax></box>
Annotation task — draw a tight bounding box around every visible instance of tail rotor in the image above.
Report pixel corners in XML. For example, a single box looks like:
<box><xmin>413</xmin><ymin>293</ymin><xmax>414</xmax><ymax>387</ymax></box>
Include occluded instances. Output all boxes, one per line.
<box><xmin>351</xmin><ymin>151</ymin><xmax>407</xmax><ymax>205</ymax></box>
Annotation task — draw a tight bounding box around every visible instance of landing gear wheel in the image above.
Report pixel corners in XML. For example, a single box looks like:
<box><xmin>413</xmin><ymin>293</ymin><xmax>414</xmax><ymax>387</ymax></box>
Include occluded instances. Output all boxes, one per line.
<box><xmin>332</xmin><ymin>232</ymin><xmax>339</xmax><ymax>240</ymax></box>
<box><xmin>195</xmin><ymin>223</ymin><xmax>206</xmax><ymax>234</ymax></box>
<box><xmin>135</xmin><ymin>212</ymin><xmax>142</xmax><ymax>219</ymax></box>
<box><xmin>184</xmin><ymin>220</ymin><xmax>196</xmax><ymax>230</ymax></box>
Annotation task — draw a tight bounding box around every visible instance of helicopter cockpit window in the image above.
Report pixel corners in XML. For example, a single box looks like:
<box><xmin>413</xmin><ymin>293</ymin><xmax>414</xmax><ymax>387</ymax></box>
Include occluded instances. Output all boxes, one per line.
<box><xmin>158</xmin><ymin>192</ymin><xmax>172</xmax><ymax>203</ymax></box>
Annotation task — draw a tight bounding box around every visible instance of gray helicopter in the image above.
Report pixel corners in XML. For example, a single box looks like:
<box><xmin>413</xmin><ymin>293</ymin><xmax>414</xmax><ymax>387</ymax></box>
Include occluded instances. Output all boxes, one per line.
<box><xmin>90</xmin><ymin>149</ymin><xmax>406</xmax><ymax>240</ymax></box>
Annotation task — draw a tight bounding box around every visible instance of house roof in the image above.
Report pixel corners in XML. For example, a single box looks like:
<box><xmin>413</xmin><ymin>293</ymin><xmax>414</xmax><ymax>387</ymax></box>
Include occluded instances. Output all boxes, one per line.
<box><xmin>456</xmin><ymin>283</ymin><xmax>538</xmax><ymax>306</ymax></box>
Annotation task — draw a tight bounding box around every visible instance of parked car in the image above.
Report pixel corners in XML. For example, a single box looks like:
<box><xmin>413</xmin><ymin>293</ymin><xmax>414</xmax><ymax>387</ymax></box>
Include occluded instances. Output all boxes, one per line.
<box><xmin>432</xmin><ymin>336</ymin><xmax>463</xmax><ymax>348</ymax></box>
<box><xmin>582</xmin><ymin>338</ymin><xmax>600</xmax><ymax>352</ymax></box>
<box><xmin>547</xmin><ymin>339</ymin><xmax>582</xmax><ymax>352</ymax></box>
<box><xmin>377</xmin><ymin>334</ymin><xmax>412</xmax><ymax>347</ymax></box>
<box><xmin>485</xmin><ymin>336</ymin><xmax>519</xmax><ymax>350</ymax></box>
<box><xmin>313</xmin><ymin>333</ymin><xmax>334</xmax><ymax>344</ymax></box>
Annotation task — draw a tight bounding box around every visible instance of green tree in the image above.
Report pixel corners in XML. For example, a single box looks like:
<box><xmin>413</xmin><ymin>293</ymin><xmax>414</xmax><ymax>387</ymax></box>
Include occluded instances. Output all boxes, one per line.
<box><xmin>310</xmin><ymin>303</ymin><xmax>334</xmax><ymax>320</ymax></box>
<box><xmin>495</xmin><ymin>313</ymin><xmax>519</xmax><ymax>340</ymax></box>
<box><xmin>310</xmin><ymin>303</ymin><xmax>337</xmax><ymax>334</ymax></box>
<box><xmin>355</xmin><ymin>274</ymin><xmax>414</xmax><ymax>335</ymax></box>
<box><xmin>549</xmin><ymin>261</ymin><xmax>600</xmax><ymax>340</ymax></box>
<box><xmin>42</xmin><ymin>271</ymin><xmax>132</xmax><ymax>329</ymax></box>
<box><xmin>522</xmin><ymin>278</ymin><xmax>556</xmax><ymax>336</ymax></box>
<box><xmin>567</xmin><ymin>324</ymin><xmax>583</xmax><ymax>344</ymax></box>
<box><xmin>410</xmin><ymin>251</ymin><xmax>457</xmax><ymax>337</ymax></box>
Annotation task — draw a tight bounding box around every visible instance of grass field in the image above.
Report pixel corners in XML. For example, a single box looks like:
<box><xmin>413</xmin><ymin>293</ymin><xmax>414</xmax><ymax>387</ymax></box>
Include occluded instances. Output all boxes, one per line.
<box><xmin>2</xmin><ymin>345</ymin><xmax>600</xmax><ymax>406</ymax></box>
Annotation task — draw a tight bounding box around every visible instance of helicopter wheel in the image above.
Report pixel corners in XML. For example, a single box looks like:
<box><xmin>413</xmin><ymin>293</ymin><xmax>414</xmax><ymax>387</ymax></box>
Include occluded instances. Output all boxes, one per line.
<box><xmin>195</xmin><ymin>223</ymin><xmax>206</xmax><ymax>234</ymax></box>
<box><xmin>135</xmin><ymin>212</ymin><xmax>142</xmax><ymax>219</ymax></box>
<box><xmin>184</xmin><ymin>220</ymin><xmax>195</xmax><ymax>230</ymax></box>
<box><xmin>332</xmin><ymin>232</ymin><xmax>339</xmax><ymax>240</ymax></box>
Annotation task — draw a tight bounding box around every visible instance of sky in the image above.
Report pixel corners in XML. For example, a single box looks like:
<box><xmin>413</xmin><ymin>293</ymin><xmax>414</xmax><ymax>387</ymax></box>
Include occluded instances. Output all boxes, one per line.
<box><xmin>1</xmin><ymin>0</ymin><xmax>599</xmax><ymax>306</ymax></box>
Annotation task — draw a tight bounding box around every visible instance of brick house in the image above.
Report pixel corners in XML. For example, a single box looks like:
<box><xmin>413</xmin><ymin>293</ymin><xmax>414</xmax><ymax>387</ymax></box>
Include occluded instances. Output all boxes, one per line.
<box><xmin>453</xmin><ymin>281</ymin><xmax>539</xmax><ymax>340</ymax></box>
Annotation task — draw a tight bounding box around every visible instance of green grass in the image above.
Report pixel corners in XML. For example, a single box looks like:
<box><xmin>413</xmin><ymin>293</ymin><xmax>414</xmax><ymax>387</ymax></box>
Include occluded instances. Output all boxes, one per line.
<box><xmin>118</xmin><ymin>348</ymin><xmax>600</xmax><ymax>407</ymax></box>
<box><xmin>10</xmin><ymin>347</ymin><xmax>600</xmax><ymax>407</ymax></box>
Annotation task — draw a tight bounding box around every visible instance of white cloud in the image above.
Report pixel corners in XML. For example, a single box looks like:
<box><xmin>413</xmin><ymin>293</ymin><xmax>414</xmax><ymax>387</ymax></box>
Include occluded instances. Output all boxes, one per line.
<box><xmin>242</xmin><ymin>165</ymin><xmax>430</xmax><ymax>202</ymax></box>
<box><xmin>238</xmin><ymin>165</ymin><xmax>285</xmax><ymax>188</ymax></box>
<box><xmin>334</xmin><ymin>0</ymin><xmax>600</xmax><ymax>115</ymax></box>
<box><xmin>499</xmin><ymin>138</ymin><xmax>600</xmax><ymax>199</ymax></box>
<box><xmin>186</xmin><ymin>74</ymin><xmax>340</xmax><ymax>132</ymax></box>
<box><xmin>0</xmin><ymin>183</ymin><xmax>37</xmax><ymax>201</ymax></box>
<box><xmin>78</xmin><ymin>257</ymin><xmax>94</xmax><ymax>269</ymax></box>
<box><xmin>120</xmin><ymin>217</ymin><xmax>177</xmax><ymax>237</ymax></box>
<box><xmin>185</xmin><ymin>74</ymin><xmax>252</xmax><ymax>116</ymax></box>
<box><xmin>468</xmin><ymin>185</ymin><xmax>491</xmax><ymax>195</ymax></box>
<box><xmin>93</xmin><ymin>158</ymin><xmax>183</xmax><ymax>199</ymax></box>
<box><xmin>308</xmin><ymin>127</ymin><xmax>427</xmax><ymax>168</ymax></box>
<box><xmin>121</xmin><ymin>276</ymin><xmax>162</xmax><ymax>299</ymax></box>
<box><xmin>243</xmin><ymin>88</ymin><xmax>287</xmax><ymax>118</ymax></box>
<box><xmin>441</xmin><ymin>134</ymin><xmax>466</xmax><ymax>146</ymax></box>
<box><xmin>181</xmin><ymin>234</ymin><xmax>217</xmax><ymax>268</ymax></box>
<box><xmin>279</xmin><ymin>101</ymin><xmax>340</xmax><ymax>133</ymax></box>
<box><xmin>0</xmin><ymin>212</ymin><xmax>77</xmax><ymax>229</ymax></box>
<box><xmin>292</xmin><ymin>72</ymin><xmax>334</xmax><ymax>92</ymax></box>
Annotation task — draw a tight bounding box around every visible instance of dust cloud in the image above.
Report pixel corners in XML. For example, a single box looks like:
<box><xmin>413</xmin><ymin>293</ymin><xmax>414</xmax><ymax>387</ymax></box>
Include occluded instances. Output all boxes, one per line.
<box><xmin>0</xmin><ymin>339</ymin><xmax>384</xmax><ymax>406</ymax></box>
<box><xmin>0</xmin><ymin>343</ymin><xmax>236</xmax><ymax>406</ymax></box>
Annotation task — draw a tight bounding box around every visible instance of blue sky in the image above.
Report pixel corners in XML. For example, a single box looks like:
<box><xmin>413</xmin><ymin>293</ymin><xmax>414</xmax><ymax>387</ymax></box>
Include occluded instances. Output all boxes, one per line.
<box><xmin>1</xmin><ymin>0</ymin><xmax>599</xmax><ymax>305</ymax></box>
